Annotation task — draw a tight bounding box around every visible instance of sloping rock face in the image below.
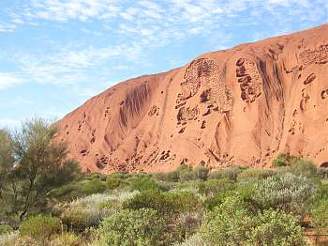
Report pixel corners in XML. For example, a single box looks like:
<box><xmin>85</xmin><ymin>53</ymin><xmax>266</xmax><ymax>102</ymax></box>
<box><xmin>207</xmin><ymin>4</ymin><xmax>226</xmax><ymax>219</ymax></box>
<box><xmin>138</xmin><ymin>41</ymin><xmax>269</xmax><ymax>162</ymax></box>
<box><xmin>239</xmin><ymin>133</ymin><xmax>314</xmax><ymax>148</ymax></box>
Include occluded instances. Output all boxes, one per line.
<box><xmin>56</xmin><ymin>24</ymin><xmax>328</xmax><ymax>172</ymax></box>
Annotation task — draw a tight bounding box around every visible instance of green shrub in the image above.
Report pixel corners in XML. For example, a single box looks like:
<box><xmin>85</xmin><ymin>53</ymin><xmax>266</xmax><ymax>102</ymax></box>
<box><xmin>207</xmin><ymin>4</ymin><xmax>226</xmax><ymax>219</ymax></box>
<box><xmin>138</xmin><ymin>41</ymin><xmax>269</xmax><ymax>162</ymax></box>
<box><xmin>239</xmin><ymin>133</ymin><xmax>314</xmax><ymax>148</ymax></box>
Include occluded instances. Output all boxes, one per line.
<box><xmin>167</xmin><ymin>191</ymin><xmax>203</xmax><ymax>214</ymax></box>
<box><xmin>311</xmin><ymin>198</ymin><xmax>328</xmax><ymax>234</ymax></box>
<box><xmin>106</xmin><ymin>175</ymin><xmax>123</xmax><ymax>190</ymax></box>
<box><xmin>154</xmin><ymin>171</ymin><xmax>180</xmax><ymax>182</ymax></box>
<box><xmin>272</xmin><ymin>153</ymin><xmax>299</xmax><ymax>167</ymax></box>
<box><xmin>80</xmin><ymin>178</ymin><xmax>107</xmax><ymax>195</ymax></box>
<box><xmin>208</xmin><ymin>166</ymin><xmax>242</xmax><ymax>181</ymax></box>
<box><xmin>59</xmin><ymin>194</ymin><xmax>118</xmax><ymax>231</ymax></box>
<box><xmin>123</xmin><ymin>190</ymin><xmax>202</xmax><ymax>216</ymax></box>
<box><xmin>129</xmin><ymin>175</ymin><xmax>164</xmax><ymax>192</ymax></box>
<box><xmin>20</xmin><ymin>215</ymin><xmax>61</xmax><ymax>241</ymax></box>
<box><xmin>175</xmin><ymin>164</ymin><xmax>195</xmax><ymax>181</ymax></box>
<box><xmin>201</xmin><ymin>195</ymin><xmax>254</xmax><ymax>245</ymax></box>
<box><xmin>193</xmin><ymin>165</ymin><xmax>209</xmax><ymax>181</ymax></box>
<box><xmin>252</xmin><ymin>173</ymin><xmax>316</xmax><ymax>216</ymax></box>
<box><xmin>249</xmin><ymin>209</ymin><xmax>306</xmax><ymax>245</ymax></box>
<box><xmin>49</xmin><ymin>177</ymin><xmax>108</xmax><ymax>201</ymax></box>
<box><xmin>0</xmin><ymin>224</ymin><xmax>13</xmax><ymax>235</ymax></box>
<box><xmin>98</xmin><ymin>208</ymin><xmax>165</xmax><ymax>245</ymax></box>
<box><xmin>198</xmin><ymin>178</ymin><xmax>235</xmax><ymax>197</ymax></box>
<box><xmin>289</xmin><ymin>159</ymin><xmax>318</xmax><ymax>178</ymax></box>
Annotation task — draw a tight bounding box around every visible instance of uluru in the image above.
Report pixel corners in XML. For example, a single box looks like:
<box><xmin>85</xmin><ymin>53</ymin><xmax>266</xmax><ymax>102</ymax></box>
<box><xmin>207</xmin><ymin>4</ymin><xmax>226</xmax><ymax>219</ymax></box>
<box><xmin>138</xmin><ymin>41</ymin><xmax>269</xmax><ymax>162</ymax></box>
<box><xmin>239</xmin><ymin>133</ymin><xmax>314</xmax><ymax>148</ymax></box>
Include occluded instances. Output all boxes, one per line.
<box><xmin>56</xmin><ymin>24</ymin><xmax>328</xmax><ymax>173</ymax></box>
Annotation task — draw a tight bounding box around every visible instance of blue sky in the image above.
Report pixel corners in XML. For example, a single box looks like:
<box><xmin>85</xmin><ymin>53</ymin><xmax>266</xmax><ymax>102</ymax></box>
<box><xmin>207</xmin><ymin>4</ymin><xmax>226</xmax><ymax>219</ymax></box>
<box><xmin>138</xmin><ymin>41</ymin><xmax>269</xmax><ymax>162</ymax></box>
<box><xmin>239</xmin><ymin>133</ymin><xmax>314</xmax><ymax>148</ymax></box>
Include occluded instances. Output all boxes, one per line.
<box><xmin>0</xmin><ymin>0</ymin><xmax>327</xmax><ymax>128</ymax></box>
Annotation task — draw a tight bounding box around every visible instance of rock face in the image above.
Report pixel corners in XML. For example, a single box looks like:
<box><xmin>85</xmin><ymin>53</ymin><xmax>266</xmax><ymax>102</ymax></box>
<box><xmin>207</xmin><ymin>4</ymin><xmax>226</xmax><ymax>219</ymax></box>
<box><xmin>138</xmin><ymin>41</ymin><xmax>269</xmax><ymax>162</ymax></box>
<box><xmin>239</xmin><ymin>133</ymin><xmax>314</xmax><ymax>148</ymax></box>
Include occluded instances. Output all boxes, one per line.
<box><xmin>56</xmin><ymin>24</ymin><xmax>328</xmax><ymax>173</ymax></box>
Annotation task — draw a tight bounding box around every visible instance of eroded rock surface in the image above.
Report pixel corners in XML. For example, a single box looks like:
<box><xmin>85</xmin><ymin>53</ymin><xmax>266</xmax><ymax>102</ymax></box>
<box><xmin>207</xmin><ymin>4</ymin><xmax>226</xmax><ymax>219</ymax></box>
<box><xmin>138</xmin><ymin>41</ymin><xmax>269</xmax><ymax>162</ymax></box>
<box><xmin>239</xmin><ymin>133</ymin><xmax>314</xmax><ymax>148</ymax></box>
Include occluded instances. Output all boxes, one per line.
<box><xmin>56</xmin><ymin>24</ymin><xmax>328</xmax><ymax>172</ymax></box>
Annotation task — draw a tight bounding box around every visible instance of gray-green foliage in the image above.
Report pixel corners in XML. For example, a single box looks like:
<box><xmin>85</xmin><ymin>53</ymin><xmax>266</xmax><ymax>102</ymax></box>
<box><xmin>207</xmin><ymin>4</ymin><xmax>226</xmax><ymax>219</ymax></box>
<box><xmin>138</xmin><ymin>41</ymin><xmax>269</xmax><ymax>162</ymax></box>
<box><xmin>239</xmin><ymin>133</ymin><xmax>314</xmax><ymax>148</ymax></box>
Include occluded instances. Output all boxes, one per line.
<box><xmin>20</xmin><ymin>214</ymin><xmax>61</xmax><ymax>242</ymax></box>
<box><xmin>193</xmin><ymin>165</ymin><xmax>209</xmax><ymax>181</ymax></box>
<box><xmin>288</xmin><ymin>159</ymin><xmax>318</xmax><ymax>178</ymax></box>
<box><xmin>208</xmin><ymin>166</ymin><xmax>242</xmax><ymax>181</ymax></box>
<box><xmin>252</xmin><ymin>173</ymin><xmax>315</xmax><ymax>216</ymax></box>
<box><xmin>248</xmin><ymin>209</ymin><xmax>306</xmax><ymax>246</ymax></box>
<box><xmin>98</xmin><ymin>208</ymin><xmax>165</xmax><ymax>246</ymax></box>
<box><xmin>272</xmin><ymin>153</ymin><xmax>297</xmax><ymax>167</ymax></box>
<box><xmin>0</xmin><ymin>224</ymin><xmax>13</xmax><ymax>235</ymax></box>
<box><xmin>311</xmin><ymin>198</ymin><xmax>328</xmax><ymax>233</ymax></box>
<box><xmin>201</xmin><ymin>195</ymin><xmax>254</xmax><ymax>245</ymax></box>
<box><xmin>201</xmin><ymin>195</ymin><xmax>306</xmax><ymax>246</ymax></box>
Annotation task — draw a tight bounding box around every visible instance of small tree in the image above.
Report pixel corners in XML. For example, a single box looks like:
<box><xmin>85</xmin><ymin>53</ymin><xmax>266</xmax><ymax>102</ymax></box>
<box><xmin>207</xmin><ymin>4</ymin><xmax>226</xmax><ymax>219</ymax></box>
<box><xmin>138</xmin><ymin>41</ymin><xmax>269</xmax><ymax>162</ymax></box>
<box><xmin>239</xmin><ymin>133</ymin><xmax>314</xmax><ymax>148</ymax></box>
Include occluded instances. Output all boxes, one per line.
<box><xmin>1</xmin><ymin>119</ymin><xmax>81</xmax><ymax>220</ymax></box>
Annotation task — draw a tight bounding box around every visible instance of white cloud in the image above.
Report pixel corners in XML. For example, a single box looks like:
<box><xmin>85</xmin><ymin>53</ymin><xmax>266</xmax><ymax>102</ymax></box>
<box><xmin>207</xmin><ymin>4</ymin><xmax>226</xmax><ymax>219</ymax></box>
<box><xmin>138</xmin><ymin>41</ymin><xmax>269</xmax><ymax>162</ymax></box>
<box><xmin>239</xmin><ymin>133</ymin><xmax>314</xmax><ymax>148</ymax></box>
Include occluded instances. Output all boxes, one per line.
<box><xmin>27</xmin><ymin>0</ymin><xmax>120</xmax><ymax>22</ymax></box>
<box><xmin>0</xmin><ymin>23</ymin><xmax>16</xmax><ymax>32</ymax></box>
<box><xmin>0</xmin><ymin>73</ymin><xmax>25</xmax><ymax>90</ymax></box>
<box><xmin>13</xmin><ymin>42</ymin><xmax>144</xmax><ymax>88</ymax></box>
<box><xmin>0</xmin><ymin>0</ymin><xmax>326</xmax><ymax>92</ymax></box>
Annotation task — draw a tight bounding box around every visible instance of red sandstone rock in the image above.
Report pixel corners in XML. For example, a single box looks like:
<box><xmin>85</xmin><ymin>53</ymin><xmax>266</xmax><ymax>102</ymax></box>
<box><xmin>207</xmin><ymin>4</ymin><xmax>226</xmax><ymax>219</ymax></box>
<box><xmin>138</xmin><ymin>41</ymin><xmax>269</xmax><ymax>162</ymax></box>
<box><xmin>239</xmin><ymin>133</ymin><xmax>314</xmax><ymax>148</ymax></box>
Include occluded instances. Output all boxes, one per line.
<box><xmin>56</xmin><ymin>24</ymin><xmax>328</xmax><ymax>172</ymax></box>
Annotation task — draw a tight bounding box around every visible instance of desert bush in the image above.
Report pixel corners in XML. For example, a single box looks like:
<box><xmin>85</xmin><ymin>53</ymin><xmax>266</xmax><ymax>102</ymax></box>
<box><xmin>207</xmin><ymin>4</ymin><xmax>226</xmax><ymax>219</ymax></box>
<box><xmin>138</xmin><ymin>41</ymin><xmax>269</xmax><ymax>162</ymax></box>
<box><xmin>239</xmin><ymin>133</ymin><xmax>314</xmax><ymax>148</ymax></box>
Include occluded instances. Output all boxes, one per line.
<box><xmin>288</xmin><ymin>159</ymin><xmax>318</xmax><ymax>178</ymax></box>
<box><xmin>248</xmin><ymin>209</ymin><xmax>306</xmax><ymax>245</ymax></box>
<box><xmin>0</xmin><ymin>224</ymin><xmax>13</xmax><ymax>235</ymax></box>
<box><xmin>49</xmin><ymin>232</ymin><xmax>80</xmax><ymax>246</ymax></box>
<box><xmin>20</xmin><ymin>215</ymin><xmax>61</xmax><ymax>242</ymax></box>
<box><xmin>174</xmin><ymin>164</ymin><xmax>195</xmax><ymax>181</ymax></box>
<box><xmin>59</xmin><ymin>193</ymin><xmax>119</xmax><ymax>231</ymax></box>
<box><xmin>98</xmin><ymin>208</ymin><xmax>165</xmax><ymax>246</ymax></box>
<box><xmin>311</xmin><ymin>198</ymin><xmax>328</xmax><ymax>234</ymax></box>
<box><xmin>198</xmin><ymin>178</ymin><xmax>235</xmax><ymax>197</ymax></box>
<box><xmin>237</xmin><ymin>168</ymin><xmax>275</xmax><ymax>181</ymax></box>
<box><xmin>201</xmin><ymin>195</ymin><xmax>254</xmax><ymax>245</ymax></box>
<box><xmin>173</xmin><ymin>212</ymin><xmax>203</xmax><ymax>243</ymax></box>
<box><xmin>106</xmin><ymin>175</ymin><xmax>123</xmax><ymax>190</ymax></box>
<box><xmin>12</xmin><ymin>235</ymin><xmax>39</xmax><ymax>246</ymax></box>
<box><xmin>208</xmin><ymin>166</ymin><xmax>242</xmax><ymax>181</ymax></box>
<box><xmin>0</xmin><ymin>231</ymin><xmax>19</xmax><ymax>245</ymax></box>
<box><xmin>252</xmin><ymin>173</ymin><xmax>316</xmax><ymax>217</ymax></box>
<box><xmin>80</xmin><ymin>178</ymin><xmax>107</xmax><ymax>195</ymax></box>
<box><xmin>272</xmin><ymin>153</ymin><xmax>301</xmax><ymax>167</ymax></box>
<box><xmin>193</xmin><ymin>165</ymin><xmax>209</xmax><ymax>181</ymax></box>
<box><xmin>49</xmin><ymin>177</ymin><xmax>108</xmax><ymax>201</ymax></box>
<box><xmin>154</xmin><ymin>170</ymin><xmax>180</xmax><ymax>182</ymax></box>
<box><xmin>129</xmin><ymin>175</ymin><xmax>165</xmax><ymax>192</ymax></box>
<box><xmin>123</xmin><ymin>190</ymin><xmax>202</xmax><ymax>217</ymax></box>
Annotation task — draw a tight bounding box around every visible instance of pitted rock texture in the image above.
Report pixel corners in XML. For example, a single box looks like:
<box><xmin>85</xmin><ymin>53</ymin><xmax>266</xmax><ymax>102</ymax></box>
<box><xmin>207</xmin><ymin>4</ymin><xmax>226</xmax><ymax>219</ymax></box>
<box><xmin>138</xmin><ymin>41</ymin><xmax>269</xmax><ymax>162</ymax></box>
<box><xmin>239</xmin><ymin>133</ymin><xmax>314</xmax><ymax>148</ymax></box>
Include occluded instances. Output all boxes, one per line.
<box><xmin>56</xmin><ymin>24</ymin><xmax>328</xmax><ymax>172</ymax></box>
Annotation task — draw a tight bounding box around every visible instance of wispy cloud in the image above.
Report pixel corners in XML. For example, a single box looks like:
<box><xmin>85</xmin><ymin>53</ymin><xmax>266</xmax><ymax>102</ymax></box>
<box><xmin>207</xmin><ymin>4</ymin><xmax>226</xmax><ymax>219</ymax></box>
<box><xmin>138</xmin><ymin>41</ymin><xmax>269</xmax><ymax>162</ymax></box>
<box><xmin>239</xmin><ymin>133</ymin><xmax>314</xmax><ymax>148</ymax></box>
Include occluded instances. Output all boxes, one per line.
<box><xmin>14</xmin><ymin>43</ymin><xmax>144</xmax><ymax>88</ymax></box>
<box><xmin>0</xmin><ymin>73</ymin><xmax>25</xmax><ymax>90</ymax></box>
<box><xmin>26</xmin><ymin>0</ymin><xmax>120</xmax><ymax>22</ymax></box>
<box><xmin>0</xmin><ymin>0</ymin><xmax>327</xmax><ymax>91</ymax></box>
